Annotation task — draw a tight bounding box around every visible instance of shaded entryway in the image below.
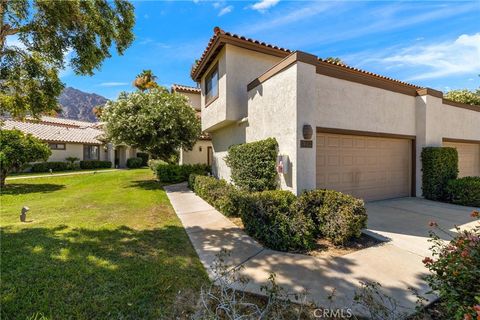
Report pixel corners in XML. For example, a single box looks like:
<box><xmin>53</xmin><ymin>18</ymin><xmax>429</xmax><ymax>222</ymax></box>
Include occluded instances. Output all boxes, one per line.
<box><xmin>365</xmin><ymin>197</ymin><xmax>477</xmax><ymax>257</ymax></box>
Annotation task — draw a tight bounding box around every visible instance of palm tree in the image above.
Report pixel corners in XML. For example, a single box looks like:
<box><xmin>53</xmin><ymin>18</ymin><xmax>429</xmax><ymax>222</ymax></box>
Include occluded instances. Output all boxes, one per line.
<box><xmin>133</xmin><ymin>70</ymin><xmax>158</xmax><ymax>91</ymax></box>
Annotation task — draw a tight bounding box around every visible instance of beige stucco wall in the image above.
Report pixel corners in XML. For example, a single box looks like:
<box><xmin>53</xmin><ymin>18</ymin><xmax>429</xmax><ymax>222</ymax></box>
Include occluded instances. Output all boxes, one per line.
<box><xmin>201</xmin><ymin>45</ymin><xmax>283</xmax><ymax>132</ymax></box>
<box><xmin>247</xmin><ymin>64</ymin><xmax>298</xmax><ymax>192</ymax></box>
<box><xmin>47</xmin><ymin>143</ymin><xmax>110</xmax><ymax>163</ymax></box>
<box><xmin>48</xmin><ymin>143</ymin><xmax>84</xmax><ymax>162</ymax></box>
<box><xmin>210</xmin><ymin>123</ymin><xmax>247</xmax><ymax>181</ymax></box>
<box><xmin>205</xmin><ymin>47</ymin><xmax>480</xmax><ymax>197</ymax></box>
<box><xmin>179</xmin><ymin>140</ymin><xmax>213</xmax><ymax>165</ymax></box>
<box><xmin>181</xmin><ymin>91</ymin><xmax>201</xmax><ymax>111</ymax></box>
<box><xmin>415</xmin><ymin>95</ymin><xmax>480</xmax><ymax>195</ymax></box>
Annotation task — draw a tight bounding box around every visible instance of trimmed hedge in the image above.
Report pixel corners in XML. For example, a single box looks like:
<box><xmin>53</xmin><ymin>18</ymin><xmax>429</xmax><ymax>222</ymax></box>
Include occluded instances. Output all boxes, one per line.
<box><xmin>189</xmin><ymin>174</ymin><xmax>245</xmax><ymax>217</ymax></box>
<box><xmin>126</xmin><ymin>157</ymin><xmax>143</xmax><ymax>169</ymax></box>
<box><xmin>225</xmin><ymin>138</ymin><xmax>278</xmax><ymax>192</ymax></box>
<box><xmin>421</xmin><ymin>147</ymin><xmax>458</xmax><ymax>201</ymax></box>
<box><xmin>31</xmin><ymin>161</ymin><xmax>69</xmax><ymax>173</ymax></box>
<box><xmin>239</xmin><ymin>190</ymin><xmax>316</xmax><ymax>251</ymax></box>
<box><xmin>79</xmin><ymin>160</ymin><xmax>112</xmax><ymax>169</ymax></box>
<box><xmin>295</xmin><ymin>190</ymin><xmax>367</xmax><ymax>245</ymax></box>
<box><xmin>153</xmin><ymin>163</ymin><xmax>210</xmax><ymax>183</ymax></box>
<box><xmin>136</xmin><ymin>152</ymin><xmax>149</xmax><ymax>166</ymax></box>
<box><xmin>446</xmin><ymin>177</ymin><xmax>480</xmax><ymax>207</ymax></box>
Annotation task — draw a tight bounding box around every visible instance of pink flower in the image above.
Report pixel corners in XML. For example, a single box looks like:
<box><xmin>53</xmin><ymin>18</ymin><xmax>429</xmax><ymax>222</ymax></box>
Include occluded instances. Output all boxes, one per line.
<box><xmin>422</xmin><ymin>257</ymin><xmax>434</xmax><ymax>265</ymax></box>
<box><xmin>461</xmin><ymin>250</ymin><xmax>470</xmax><ymax>258</ymax></box>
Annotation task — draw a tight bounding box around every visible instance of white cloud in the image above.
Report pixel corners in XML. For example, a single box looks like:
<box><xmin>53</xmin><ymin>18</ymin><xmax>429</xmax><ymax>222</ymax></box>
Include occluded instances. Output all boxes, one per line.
<box><xmin>218</xmin><ymin>5</ymin><xmax>233</xmax><ymax>16</ymax></box>
<box><xmin>379</xmin><ymin>33</ymin><xmax>480</xmax><ymax>81</ymax></box>
<box><xmin>250</xmin><ymin>0</ymin><xmax>279</xmax><ymax>12</ymax></box>
<box><xmin>244</xmin><ymin>2</ymin><xmax>335</xmax><ymax>33</ymax></box>
<box><xmin>99</xmin><ymin>82</ymin><xmax>129</xmax><ymax>87</ymax></box>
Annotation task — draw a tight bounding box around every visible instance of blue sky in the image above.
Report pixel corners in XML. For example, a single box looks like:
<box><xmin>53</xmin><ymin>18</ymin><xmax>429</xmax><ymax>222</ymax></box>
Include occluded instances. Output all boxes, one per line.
<box><xmin>59</xmin><ymin>0</ymin><xmax>480</xmax><ymax>99</ymax></box>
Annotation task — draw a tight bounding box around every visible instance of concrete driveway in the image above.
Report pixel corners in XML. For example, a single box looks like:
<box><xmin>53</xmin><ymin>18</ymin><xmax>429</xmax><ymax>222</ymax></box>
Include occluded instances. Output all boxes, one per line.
<box><xmin>365</xmin><ymin>197</ymin><xmax>478</xmax><ymax>257</ymax></box>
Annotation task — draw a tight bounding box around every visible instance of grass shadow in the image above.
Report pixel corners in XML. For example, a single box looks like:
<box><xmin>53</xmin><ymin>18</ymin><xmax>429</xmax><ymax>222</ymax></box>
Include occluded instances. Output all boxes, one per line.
<box><xmin>127</xmin><ymin>180</ymin><xmax>164</xmax><ymax>190</ymax></box>
<box><xmin>0</xmin><ymin>183</ymin><xmax>65</xmax><ymax>195</ymax></box>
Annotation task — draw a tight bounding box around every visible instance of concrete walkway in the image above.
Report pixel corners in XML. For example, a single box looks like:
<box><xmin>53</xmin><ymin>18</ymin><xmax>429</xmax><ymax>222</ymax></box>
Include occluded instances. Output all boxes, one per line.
<box><xmin>164</xmin><ymin>183</ymin><xmax>446</xmax><ymax>315</ymax></box>
<box><xmin>6</xmin><ymin>169</ymin><xmax>120</xmax><ymax>180</ymax></box>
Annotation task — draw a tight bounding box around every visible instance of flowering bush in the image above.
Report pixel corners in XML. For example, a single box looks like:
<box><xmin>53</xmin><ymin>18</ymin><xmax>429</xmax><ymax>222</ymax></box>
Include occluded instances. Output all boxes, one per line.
<box><xmin>423</xmin><ymin>210</ymin><xmax>480</xmax><ymax>320</ymax></box>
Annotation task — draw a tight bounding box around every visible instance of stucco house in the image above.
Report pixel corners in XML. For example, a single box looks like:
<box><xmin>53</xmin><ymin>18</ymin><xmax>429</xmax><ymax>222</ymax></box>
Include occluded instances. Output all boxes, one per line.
<box><xmin>190</xmin><ymin>27</ymin><xmax>480</xmax><ymax>201</ymax></box>
<box><xmin>1</xmin><ymin>116</ymin><xmax>137</xmax><ymax>168</ymax></box>
<box><xmin>171</xmin><ymin>84</ymin><xmax>213</xmax><ymax>166</ymax></box>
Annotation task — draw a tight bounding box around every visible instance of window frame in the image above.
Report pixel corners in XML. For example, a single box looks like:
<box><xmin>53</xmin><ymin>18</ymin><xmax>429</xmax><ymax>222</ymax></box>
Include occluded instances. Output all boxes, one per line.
<box><xmin>49</xmin><ymin>143</ymin><xmax>66</xmax><ymax>150</ymax></box>
<box><xmin>204</xmin><ymin>63</ymin><xmax>219</xmax><ymax>107</ymax></box>
<box><xmin>83</xmin><ymin>144</ymin><xmax>100</xmax><ymax>161</ymax></box>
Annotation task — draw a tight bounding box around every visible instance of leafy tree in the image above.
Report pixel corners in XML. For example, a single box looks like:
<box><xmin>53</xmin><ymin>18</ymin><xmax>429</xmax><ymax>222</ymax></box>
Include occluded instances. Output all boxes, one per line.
<box><xmin>444</xmin><ymin>87</ymin><xmax>480</xmax><ymax>106</ymax></box>
<box><xmin>0</xmin><ymin>129</ymin><xmax>51</xmax><ymax>186</ymax></box>
<box><xmin>133</xmin><ymin>70</ymin><xmax>158</xmax><ymax>91</ymax></box>
<box><xmin>101</xmin><ymin>88</ymin><xmax>201</xmax><ymax>160</ymax></box>
<box><xmin>0</xmin><ymin>0</ymin><xmax>135</xmax><ymax>118</ymax></box>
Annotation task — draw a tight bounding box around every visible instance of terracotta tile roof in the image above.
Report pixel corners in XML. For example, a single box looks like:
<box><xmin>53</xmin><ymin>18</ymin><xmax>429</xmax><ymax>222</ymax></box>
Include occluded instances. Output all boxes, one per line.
<box><xmin>316</xmin><ymin>57</ymin><xmax>420</xmax><ymax>88</ymax></box>
<box><xmin>34</xmin><ymin>116</ymin><xmax>99</xmax><ymax>128</ymax></box>
<box><xmin>171</xmin><ymin>84</ymin><xmax>201</xmax><ymax>94</ymax></box>
<box><xmin>191</xmin><ymin>27</ymin><xmax>419</xmax><ymax>88</ymax></box>
<box><xmin>2</xmin><ymin>117</ymin><xmax>104</xmax><ymax>144</ymax></box>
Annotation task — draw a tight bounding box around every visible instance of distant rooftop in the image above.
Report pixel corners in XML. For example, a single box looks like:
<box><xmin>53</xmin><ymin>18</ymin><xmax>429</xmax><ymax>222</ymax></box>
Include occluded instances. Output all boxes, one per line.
<box><xmin>171</xmin><ymin>84</ymin><xmax>201</xmax><ymax>94</ymax></box>
<box><xmin>2</xmin><ymin>116</ymin><xmax>104</xmax><ymax>144</ymax></box>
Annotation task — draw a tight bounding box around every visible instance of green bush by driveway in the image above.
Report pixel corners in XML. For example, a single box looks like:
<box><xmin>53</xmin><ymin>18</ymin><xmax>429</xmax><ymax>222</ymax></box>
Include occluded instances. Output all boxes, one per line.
<box><xmin>0</xmin><ymin>169</ymin><xmax>208</xmax><ymax>319</ymax></box>
<box><xmin>189</xmin><ymin>174</ymin><xmax>367</xmax><ymax>251</ymax></box>
<box><xmin>296</xmin><ymin>190</ymin><xmax>368</xmax><ymax>245</ymax></box>
<box><xmin>421</xmin><ymin>147</ymin><xmax>458</xmax><ymax>201</ymax></box>
<box><xmin>240</xmin><ymin>190</ymin><xmax>316</xmax><ymax>251</ymax></box>
<box><xmin>446</xmin><ymin>177</ymin><xmax>480</xmax><ymax>207</ymax></box>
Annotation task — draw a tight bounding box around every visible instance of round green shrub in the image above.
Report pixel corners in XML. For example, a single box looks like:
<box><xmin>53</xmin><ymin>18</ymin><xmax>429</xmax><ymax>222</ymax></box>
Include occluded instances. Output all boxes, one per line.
<box><xmin>446</xmin><ymin>177</ymin><xmax>480</xmax><ymax>207</ymax></box>
<box><xmin>296</xmin><ymin>189</ymin><xmax>367</xmax><ymax>245</ymax></box>
<box><xmin>225</xmin><ymin>138</ymin><xmax>278</xmax><ymax>192</ymax></box>
<box><xmin>239</xmin><ymin>190</ymin><xmax>316</xmax><ymax>251</ymax></box>
<box><xmin>126</xmin><ymin>157</ymin><xmax>143</xmax><ymax>168</ymax></box>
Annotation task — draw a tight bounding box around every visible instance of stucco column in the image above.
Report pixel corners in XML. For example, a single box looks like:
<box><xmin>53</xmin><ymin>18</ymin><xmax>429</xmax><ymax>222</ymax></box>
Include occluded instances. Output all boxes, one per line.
<box><xmin>415</xmin><ymin>89</ymin><xmax>444</xmax><ymax>197</ymax></box>
<box><xmin>295</xmin><ymin>60</ymin><xmax>318</xmax><ymax>194</ymax></box>
<box><xmin>107</xmin><ymin>143</ymin><xmax>115</xmax><ymax>168</ymax></box>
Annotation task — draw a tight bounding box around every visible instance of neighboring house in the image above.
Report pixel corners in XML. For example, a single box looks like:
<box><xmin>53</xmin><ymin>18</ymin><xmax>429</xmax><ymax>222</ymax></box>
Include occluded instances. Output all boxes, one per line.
<box><xmin>1</xmin><ymin>116</ymin><xmax>137</xmax><ymax>168</ymax></box>
<box><xmin>171</xmin><ymin>84</ymin><xmax>213</xmax><ymax>165</ymax></box>
<box><xmin>190</xmin><ymin>27</ymin><xmax>480</xmax><ymax>201</ymax></box>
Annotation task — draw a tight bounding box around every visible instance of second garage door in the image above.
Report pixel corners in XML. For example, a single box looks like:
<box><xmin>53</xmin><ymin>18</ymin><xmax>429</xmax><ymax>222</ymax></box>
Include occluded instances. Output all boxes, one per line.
<box><xmin>443</xmin><ymin>141</ymin><xmax>480</xmax><ymax>177</ymax></box>
<box><xmin>316</xmin><ymin>132</ymin><xmax>412</xmax><ymax>201</ymax></box>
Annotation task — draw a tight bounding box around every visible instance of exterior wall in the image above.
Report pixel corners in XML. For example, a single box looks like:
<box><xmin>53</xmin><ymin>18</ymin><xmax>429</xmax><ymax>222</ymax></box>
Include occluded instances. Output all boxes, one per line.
<box><xmin>247</xmin><ymin>64</ymin><xmax>298</xmax><ymax>192</ymax></box>
<box><xmin>179</xmin><ymin>140</ymin><xmax>213</xmax><ymax>165</ymax></box>
<box><xmin>201</xmin><ymin>47</ymin><xmax>228</xmax><ymax>131</ymax></box>
<box><xmin>206</xmin><ymin>48</ymin><xmax>480</xmax><ymax>197</ymax></box>
<box><xmin>210</xmin><ymin>123</ymin><xmax>247</xmax><ymax>181</ymax></box>
<box><xmin>48</xmin><ymin>143</ymin><xmax>84</xmax><ymax>162</ymax></box>
<box><xmin>201</xmin><ymin>45</ymin><xmax>283</xmax><ymax>132</ymax></box>
<box><xmin>415</xmin><ymin>95</ymin><xmax>480</xmax><ymax>195</ymax></box>
<box><xmin>47</xmin><ymin>143</ymin><xmax>111</xmax><ymax>164</ymax></box>
<box><xmin>181</xmin><ymin>91</ymin><xmax>201</xmax><ymax>111</ymax></box>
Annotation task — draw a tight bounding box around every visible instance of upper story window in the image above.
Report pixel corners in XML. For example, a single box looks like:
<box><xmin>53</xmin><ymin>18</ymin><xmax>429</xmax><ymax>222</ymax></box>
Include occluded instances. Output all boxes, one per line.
<box><xmin>49</xmin><ymin>143</ymin><xmax>66</xmax><ymax>150</ymax></box>
<box><xmin>205</xmin><ymin>65</ymin><xmax>218</xmax><ymax>105</ymax></box>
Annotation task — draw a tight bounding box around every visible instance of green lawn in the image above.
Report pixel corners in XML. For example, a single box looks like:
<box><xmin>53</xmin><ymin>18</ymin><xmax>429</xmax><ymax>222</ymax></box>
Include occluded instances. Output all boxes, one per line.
<box><xmin>0</xmin><ymin>169</ymin><xmax>208</xmax><ymax>319</ymax></box>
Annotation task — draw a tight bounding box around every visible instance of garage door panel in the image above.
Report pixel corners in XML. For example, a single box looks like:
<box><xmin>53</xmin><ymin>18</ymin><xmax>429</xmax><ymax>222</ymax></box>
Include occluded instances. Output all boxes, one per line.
<box><xmin>443</xmin><ymin>141</ymin><xmax>480</xmax><ymax>177</ymax></box>
<box><xmin>316</xmin><ymin>132</ymin><xmax>412</xmax><ymax>201</ymax></box>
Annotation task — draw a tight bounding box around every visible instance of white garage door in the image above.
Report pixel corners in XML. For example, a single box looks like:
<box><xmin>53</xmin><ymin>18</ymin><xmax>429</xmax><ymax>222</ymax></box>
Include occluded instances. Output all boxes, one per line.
<box><xmin>316</xmin><ymin>132</ymin><xmax>412</xmax><ymax>201</ymax></box>
<box><xmin>443</xmin><ymin>141</ymin><xmax>480</xmax><ymax>177</ymax></box>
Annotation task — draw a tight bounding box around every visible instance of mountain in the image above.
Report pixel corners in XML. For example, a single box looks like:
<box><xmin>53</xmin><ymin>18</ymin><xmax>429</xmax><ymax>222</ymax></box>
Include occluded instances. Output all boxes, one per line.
<box><xmin>58</xmin><ymin>87</ymin><xmax>108</xmax><ymax>122</ymax></box>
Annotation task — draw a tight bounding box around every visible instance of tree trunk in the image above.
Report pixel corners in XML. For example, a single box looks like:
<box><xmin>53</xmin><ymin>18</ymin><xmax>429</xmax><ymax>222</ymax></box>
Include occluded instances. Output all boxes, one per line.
<box><xmin>0</xmin><ymin>169</ymin><xmax>6</xmax><ymax>188</ymax></box>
